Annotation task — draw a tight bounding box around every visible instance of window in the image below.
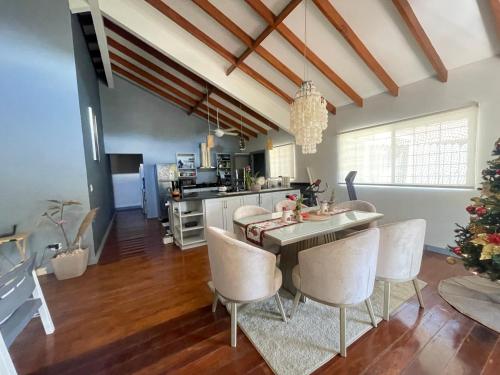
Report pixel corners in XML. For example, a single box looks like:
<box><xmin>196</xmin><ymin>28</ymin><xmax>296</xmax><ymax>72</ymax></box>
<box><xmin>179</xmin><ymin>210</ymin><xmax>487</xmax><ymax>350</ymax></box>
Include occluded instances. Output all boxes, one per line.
<box><xmin>337</xmin><ymin>105</ymin><xmax>477</xmax><ymax>187</ymax></box>
<box><xmin>269</xmin><ymin>143</ymin><xmax>296</xmax><ymax>179</ymax></box>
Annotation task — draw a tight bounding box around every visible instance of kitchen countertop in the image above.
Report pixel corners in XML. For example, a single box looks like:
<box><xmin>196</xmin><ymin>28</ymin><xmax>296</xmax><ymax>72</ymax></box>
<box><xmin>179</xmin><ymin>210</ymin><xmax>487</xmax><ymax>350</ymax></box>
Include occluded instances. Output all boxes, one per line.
<box><xmin>170</xmin><ymin>187</ymin><xmax>298</xmax><ymax>202</ymax></box>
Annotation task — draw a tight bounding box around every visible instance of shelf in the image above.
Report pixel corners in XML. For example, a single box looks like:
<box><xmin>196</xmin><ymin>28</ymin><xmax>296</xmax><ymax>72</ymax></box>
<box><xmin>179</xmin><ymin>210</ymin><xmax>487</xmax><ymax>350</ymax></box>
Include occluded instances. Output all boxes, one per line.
<box><xmin>182</xmin><ymin>233</ymin><xmax>205</xmax><ymax>246</ymax></box>
<box><xmin>174</xmin><ymin>211</ymin><xmax>204</xmax><ymax>218</ymax></box>
<box><xmin>197</xmin><ymin>167</ymin><xmax>216</xmax><ymax>171</ymax></box>
<box><xmin>180</xmin><ymin>225</ymin><xmax>204</xmax><ymax>232</ymax></box>
<box><xmin>178</xmin><ymin>168</ymin><xmax>196</xmax><ymax>171</ymax></box>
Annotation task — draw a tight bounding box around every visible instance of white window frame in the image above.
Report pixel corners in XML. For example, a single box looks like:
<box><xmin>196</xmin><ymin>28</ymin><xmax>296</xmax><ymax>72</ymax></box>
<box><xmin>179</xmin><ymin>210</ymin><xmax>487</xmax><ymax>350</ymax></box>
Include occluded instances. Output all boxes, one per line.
<box><xmin>337</xmin><ymin>105</ymin><xmax>478</xmax><ymax>189</ymax></box>
<box><xmin>269</xmin><ymin>143</ymin><xmax>296</xmax><ymax>180</ymax></box>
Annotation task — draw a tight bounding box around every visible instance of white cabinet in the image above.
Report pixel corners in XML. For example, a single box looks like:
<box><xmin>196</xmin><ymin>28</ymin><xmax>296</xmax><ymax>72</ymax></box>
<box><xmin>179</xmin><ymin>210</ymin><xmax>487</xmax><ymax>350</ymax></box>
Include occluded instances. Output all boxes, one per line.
<box><xmin>242</xmin><ymin>194</ymin><xmax>259</xmax><ymax>206</ymax></box>
<box><xmin>204</xmin><ymin>199</ymin><xmax>224</xmax><ymax>230</ymax></box>
<box><xmin>224</xmin><ymin>197</ymin><xmax>242</xmax><ymax>233</ymax></box>
<box><xmin>204</xmin><ymin>196</ymin><xmax>243</xmax><ymax>233</ymax></box>
<box><xmin>259</xmin><ymin>193</ymin><xmax>273</xmax><ymax>211</ymax></box>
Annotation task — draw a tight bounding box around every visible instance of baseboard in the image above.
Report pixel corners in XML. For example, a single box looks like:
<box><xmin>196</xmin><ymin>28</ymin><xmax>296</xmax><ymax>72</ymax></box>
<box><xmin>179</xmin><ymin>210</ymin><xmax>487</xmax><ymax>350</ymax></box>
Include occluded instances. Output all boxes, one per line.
<box><xmin>424</xmin><ymin>244</ymin><xmax>452</xmax><ymax>256</ymax></box>
<box><xmin>90</xmin><ymin>212</ymin><xmax>116</xmax><ymax>264</ymax></box>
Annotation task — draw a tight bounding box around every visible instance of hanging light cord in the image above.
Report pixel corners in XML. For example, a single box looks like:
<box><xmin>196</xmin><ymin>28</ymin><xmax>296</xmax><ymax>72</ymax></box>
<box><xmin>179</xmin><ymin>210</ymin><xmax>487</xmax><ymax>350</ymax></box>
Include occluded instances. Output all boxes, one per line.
<box><xmin>303</xmin><ymin>0</ymin><xmax>308</xmax><ymax>82</ymax></box>
<box><xmin>206</xmin><ymin>84</ymin><xmax>210</xmax><ymax>131</ymax></box>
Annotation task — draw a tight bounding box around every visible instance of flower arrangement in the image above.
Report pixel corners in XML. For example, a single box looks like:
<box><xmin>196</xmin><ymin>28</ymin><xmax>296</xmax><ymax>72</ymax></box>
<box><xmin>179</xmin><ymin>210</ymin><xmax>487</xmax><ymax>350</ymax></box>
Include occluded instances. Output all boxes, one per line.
<box><xmin>288</xmin><ymin>194</ymin><xmax>305</xmax><ymax>222</ymax></box>
<box><xmin>448</xmin><ymin>138</ymin><xmax>500</xmax><ymax>281</ymax></box>
<box><xmin>244</xmin><ymin>166</ymin><xmax>261</xmax><ymax>191</ymax></box>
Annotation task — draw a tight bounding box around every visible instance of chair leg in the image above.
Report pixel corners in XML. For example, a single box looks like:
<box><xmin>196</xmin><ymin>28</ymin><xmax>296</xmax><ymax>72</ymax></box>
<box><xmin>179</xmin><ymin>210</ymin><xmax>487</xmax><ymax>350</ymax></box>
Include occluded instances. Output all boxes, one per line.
<box><xmin>230</xmin><ymin>302</ymin><xmax>238</xmax><ymax>347</ymax></box>
<box><xmin>413</xmin><ymin>278</ymin><xmax>425</xmax><ymax>309</ymax></box>
<box><xmin>274</xmin><ymin>293</ymin><xmax>288</xmax><ymax>323</ymax></box>
<box><xmin>31</xmin><ymin>270</ymin><xmax>54</xmax><ymax>334</ymax></box>
<box><xmin>339</xmin><ymin>307</ymin><xmax>347</xmax><ymax>357</ymax></box>
<box><xmin>365</xmin><ymin>298</ymin><xmax>377</xmax><ymax>328</ymax></box>
<box><xmin>290</xmin><ymin>291</ymin><xmax>302</xmax><ymax>319</ymax></box>
<box><xmin>383</xmin><ymin>281</ymin><xmax>391</xmax><ymax>321</ymax></box>
<box><xmin>212</xmin><ymin>291</ymin><xmax>219</xmax><ymax>313</ymax></box>
<box><xmin>0</xmin><ymin>333</ymin><xmax>16</xmax><ymax>375</ymax></box>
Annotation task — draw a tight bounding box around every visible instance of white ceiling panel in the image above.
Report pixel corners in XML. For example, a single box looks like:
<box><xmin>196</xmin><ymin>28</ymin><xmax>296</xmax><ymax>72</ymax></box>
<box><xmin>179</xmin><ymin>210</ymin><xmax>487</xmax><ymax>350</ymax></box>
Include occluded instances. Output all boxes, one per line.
<box><xmin>163</xmin><ymin>0</ymin><xmax>245</xmax><ymax>57</ymax></box>
<box><xmin>409</xmin><ymin>0</ymin><xmax>500</xmax><ymax>69</ymax></box>
<box><xmin>212</xmin><ymin>0</ymin><xmax>266</xmax><ymax>39</ymax></box>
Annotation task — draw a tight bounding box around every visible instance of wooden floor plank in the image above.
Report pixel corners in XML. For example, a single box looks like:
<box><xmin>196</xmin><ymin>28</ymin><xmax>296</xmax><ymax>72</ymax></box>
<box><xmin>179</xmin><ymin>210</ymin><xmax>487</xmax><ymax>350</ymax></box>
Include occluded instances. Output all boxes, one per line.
<box><xmin>9</xmin><ymin>209</ymin><xmax>498</xmax><ymax>375</ymax></box>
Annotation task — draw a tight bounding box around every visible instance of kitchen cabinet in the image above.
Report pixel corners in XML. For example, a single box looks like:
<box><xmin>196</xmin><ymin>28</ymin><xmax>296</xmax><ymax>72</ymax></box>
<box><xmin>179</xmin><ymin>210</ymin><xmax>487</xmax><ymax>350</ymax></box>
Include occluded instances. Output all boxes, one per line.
<box><xmin>204</xmin><ymin>196</ymin><xmax>243</xmax><ymax>233</ymax></box>
<box><xmin>242</xmin><ymin>193</ymin><xmax>259</xmax><ymax>206</ymax></box>
<box><xmin>204</xmin><ymin>199</ymin><xmax>224</xmax><ymax>230</ymax></box>
<box><xmin>259</xmin><ymin>193</ymin><xmax>273</xmax><ymax>211</ymax></box>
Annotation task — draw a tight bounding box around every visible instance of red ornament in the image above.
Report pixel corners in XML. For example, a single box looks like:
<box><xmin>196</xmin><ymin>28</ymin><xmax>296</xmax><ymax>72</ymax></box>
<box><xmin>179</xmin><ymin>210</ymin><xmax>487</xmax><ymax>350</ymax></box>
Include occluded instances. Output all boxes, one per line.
<box><xmin>466</xmin><ymin>205</ymin><xmax>476</xmax><ymax>214</ymax></box>
<box><xmin>496</xmin><ymin>169</ymin><xmax>500</xmax><ymax>175</ymax></box>
<box><xmin>475</xmin><ymin>207</ymin><xmax>487</xmax><ymax>216</ymax></box>
<box><xmin>452</xmin><ymin>247</ymin><xmax>462</xmax><ymax>255</ymax></box>
<box><xmin>487</xmin><ymin>233</ymin><xmax>500</xmax><ymax>245</ymax></box>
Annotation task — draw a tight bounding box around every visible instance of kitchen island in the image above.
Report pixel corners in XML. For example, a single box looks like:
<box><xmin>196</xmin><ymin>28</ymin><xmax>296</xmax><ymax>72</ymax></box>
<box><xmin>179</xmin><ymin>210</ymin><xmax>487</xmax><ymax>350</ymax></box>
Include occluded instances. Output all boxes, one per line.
<box><xmin>170</xmin><ymin>187</ymin><xmax>300</xmax><ymax>249</ymax></box>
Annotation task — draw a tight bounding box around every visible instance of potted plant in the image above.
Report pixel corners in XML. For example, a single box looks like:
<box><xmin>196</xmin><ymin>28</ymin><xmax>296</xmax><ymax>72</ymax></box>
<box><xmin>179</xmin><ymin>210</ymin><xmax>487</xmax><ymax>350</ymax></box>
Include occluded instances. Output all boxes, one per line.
<box><xmin>244</xmin><ymin>166</ymin><xmax>261</xmax><ymax>192</ymax></box>
<box><xmin>41</xmin><ymin>200</ymin><xmax>98</xmax><ymax>280</ymax></box>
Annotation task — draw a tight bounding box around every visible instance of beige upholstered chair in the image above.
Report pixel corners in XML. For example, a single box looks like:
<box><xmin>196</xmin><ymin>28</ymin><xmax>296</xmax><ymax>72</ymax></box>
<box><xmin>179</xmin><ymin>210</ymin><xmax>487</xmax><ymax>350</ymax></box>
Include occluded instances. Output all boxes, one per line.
<box><xmin>206</xmin><ymin>226</ymin><xmax>287</xmax><ymax>347</ymax></box>
<box><xmin>232</xmin><ymin>205</ymin><xmax>280</xmax><ymax>255</ymax></box>
<box><xmin>274</xmin><ymin>199</ymin><xmax>296</xmax><ymax>212</ymax></box>
<box><xmin>290</xmin><ymin>228</ymin><xmax>380</xmax><ymax>357</ymax></box>
<box><xmin>327</xmin><ymin>200</ymin><xmax>378</xmax><ymax>242</ymax></box>
<box><xmin>376</xmin><ymin>219</ymin><xmax>426</xmax><ymax>321</ymax></box>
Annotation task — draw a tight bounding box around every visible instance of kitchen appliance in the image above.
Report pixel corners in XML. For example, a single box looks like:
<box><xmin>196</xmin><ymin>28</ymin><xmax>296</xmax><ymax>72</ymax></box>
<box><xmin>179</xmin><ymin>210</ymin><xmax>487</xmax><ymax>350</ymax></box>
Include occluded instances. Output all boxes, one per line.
<box><xmin>155</xmin><ymin>164</ymin><xmax>178</xmax><ymax>233</ymax></box>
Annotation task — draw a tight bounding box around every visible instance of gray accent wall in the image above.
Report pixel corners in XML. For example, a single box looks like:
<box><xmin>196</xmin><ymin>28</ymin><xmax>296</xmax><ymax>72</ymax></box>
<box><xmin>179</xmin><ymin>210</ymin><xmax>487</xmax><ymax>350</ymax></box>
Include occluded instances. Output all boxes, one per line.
<box><xmin>0</xmin><ymin>0</ymin><xmax>92</xmax><ymax>270</ymax></box>
<box><xmin>71</xmin><ymin>15</ymin><xmax>115</xmax><ymax>256</ymax></box>
<box><xmin>100</xmin><ymin>75</ymin><xmax>240</xmax><ymax>218</ymax></box>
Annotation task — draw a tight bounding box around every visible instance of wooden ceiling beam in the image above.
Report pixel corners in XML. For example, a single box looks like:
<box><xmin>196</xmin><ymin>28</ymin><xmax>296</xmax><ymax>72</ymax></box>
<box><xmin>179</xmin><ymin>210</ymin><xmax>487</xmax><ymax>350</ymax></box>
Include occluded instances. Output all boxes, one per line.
<box><xmin>188</xmin><ymin>87</ymin><xmax>213</xmax><ymax>115</ymax></box>
<box><xmin>112</xmin><ymin>64</ymin><xmax>251</xmax><ymax>140</ymax></box>
<box><xmin>226</xmin><ymin>0</ymin><xmax>302</xmax><ymax>75</ymax></box>
<box><xmin>246</xmin><ymin>0</ymin><xmax>363</xmax><ymax>107</ymax></box>
<box><xmin>193</xmin><ymin>0</ymin><xmax>336</xmax><ymax>114</ymax></box>
<box><xmin>392</xmin><ymin>0</ymin><xmax>448</xmax><ymax>82</ymax></box>
<box><xmin>109</xmin><ymin>52</ymin><xmax>197</xmax><ymax>106</ymax></box>
<box><xmin>313</xmin><ymin>0</ymin><xmax>399</xmax><ymax>96</ymax></box>
<box><xmin>491</xmin><ymin>0</ymin><xmax>500</xmax><ymax>37</ymax></box>
<box><xmin>145</xmin><ymin>0</ymin><xmax>292</xmax><ymax>105</ymax></box>
<box><xmin>105</xmin><ymin>18</ymin><xmax>280</xmax><ymax>131</ymax></box>
<box><xmin>108</xmin><ymin>38</ymin><xmax>266</xmax><ymax>135</ymax></box>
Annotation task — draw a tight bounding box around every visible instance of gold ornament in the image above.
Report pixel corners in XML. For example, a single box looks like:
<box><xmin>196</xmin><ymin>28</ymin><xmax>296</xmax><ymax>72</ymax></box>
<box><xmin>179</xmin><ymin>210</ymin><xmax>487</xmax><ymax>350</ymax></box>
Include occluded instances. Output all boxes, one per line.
<box><xmin>446</xmin><ymin>257</ymin><xmax>458</xmax><ymax>265</ymax></box>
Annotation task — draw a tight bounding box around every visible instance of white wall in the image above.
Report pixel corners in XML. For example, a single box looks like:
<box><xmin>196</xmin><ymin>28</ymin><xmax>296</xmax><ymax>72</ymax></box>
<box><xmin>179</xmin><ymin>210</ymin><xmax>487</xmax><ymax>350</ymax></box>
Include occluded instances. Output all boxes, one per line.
<box><xmin>112</xmin><ymin>173</ymin><xmax>142</xmax><ymax>209</ymax></box>
<box><xmin>249</xmin><ymin>56</ymin><xmax>500</xmax><ymax>249</ymax></box>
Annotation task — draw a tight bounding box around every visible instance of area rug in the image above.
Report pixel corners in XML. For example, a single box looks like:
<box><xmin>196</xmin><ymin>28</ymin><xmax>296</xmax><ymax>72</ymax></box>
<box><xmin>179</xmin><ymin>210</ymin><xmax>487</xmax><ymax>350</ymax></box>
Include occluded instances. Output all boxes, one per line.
<box><xmin>236</xmin><ymin>279</ymin><xmax>426</xmax><ymax>375</ymax></box>
<box><xmin>438</xmin><ymin>275</ymin><xmax>500</xmax><ymax>333</ymax></box>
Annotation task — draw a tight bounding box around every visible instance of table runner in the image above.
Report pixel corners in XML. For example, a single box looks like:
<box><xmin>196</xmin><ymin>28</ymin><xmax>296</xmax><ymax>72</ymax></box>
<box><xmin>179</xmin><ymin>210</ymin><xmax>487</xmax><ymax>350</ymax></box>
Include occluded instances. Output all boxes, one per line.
<box><xmin>245</xmin><ymin>218</ymin><xmax>297</xmax><ymax>247</ymax></box>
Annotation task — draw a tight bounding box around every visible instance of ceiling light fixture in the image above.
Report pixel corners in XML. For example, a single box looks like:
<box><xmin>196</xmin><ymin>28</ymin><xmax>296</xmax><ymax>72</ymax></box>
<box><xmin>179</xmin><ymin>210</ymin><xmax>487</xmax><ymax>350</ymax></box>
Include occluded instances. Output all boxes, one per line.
<box><xmin>206</xmin><ymin>85</ymin><xmax>214</xmax><ymax>148</ymax></box>
<box><xmin>239</xmin><ymin>103</ymin><xmax>246</xmax><ymax>151</ymax></box>
<box><xmin>290</xmin><ymin>0</ymin><xmax>328</xmax><ymax>154</ymax></box>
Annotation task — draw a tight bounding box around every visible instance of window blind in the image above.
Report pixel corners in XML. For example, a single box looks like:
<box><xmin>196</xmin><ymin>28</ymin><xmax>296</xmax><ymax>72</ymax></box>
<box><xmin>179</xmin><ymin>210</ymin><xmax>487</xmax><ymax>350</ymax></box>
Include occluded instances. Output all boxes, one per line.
<box><xmin>269</xmin><ymin>143</ymin><xmax>296</xmax><ymax>179</ymax></box>
<box><xmin>337</xmin><ymin>105</ymin><xmax>478</xmax><ymax>187</ymax></box>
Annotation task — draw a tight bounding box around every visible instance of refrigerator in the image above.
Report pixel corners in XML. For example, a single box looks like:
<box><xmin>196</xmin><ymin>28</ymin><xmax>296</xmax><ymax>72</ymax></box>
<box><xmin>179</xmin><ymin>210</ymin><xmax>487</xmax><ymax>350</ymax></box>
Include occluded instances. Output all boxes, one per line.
<box><xmin>155</xmin><ymin>164</ymin><xmax>178</xmax><ymax>228</ymax></box>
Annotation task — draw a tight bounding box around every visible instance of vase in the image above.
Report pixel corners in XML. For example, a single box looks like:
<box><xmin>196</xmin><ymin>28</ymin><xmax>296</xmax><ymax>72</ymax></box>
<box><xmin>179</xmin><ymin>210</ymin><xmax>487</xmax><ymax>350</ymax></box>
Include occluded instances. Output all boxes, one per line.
<box><xmin>51</xmin><ymin>247</ymin><xmax>89</xmax><ymax>280</ymax></box>
<box><xmin>250</xmin><ymin>184</ymin><xmax>261</xmax><ymax>192</ymax></box>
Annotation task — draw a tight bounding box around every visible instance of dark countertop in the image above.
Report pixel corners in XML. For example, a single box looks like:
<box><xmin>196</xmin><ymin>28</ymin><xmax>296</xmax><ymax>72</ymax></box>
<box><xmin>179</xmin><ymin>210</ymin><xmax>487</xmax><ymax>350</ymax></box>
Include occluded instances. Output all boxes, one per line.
<box><xmin>170</xmin><ymin>187</ymin><xmax>298</xmax><ymax>202</ymax></box>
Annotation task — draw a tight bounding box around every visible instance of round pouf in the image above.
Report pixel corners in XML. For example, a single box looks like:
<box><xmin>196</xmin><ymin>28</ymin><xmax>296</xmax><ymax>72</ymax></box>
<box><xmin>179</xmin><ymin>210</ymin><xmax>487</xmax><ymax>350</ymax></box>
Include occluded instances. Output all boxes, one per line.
<box><xmin>438</xmin><ymin>275</ymin><xmax>500</xmax><ymax>333</ymax></box>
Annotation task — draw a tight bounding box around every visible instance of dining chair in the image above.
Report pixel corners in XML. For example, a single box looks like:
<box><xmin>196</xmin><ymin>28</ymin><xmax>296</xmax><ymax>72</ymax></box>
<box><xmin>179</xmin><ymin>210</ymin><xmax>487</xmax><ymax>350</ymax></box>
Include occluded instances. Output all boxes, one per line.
<box><xmin>206</xmin><ymin>226</ymin><xmax>287</xmax><ymax>347</ymax></box>
<box><xmin>327</xmin><ymin>200</ymin><xmax>378</xmax><ymax>242</ymax></box>
<box><xmin>1</xmin><ymin>256</ymin><xmax>55</xmax><ymax>374</ymax></box>
<box><xmin>232</xmin><ymin>205</ymin><xmax>280</xmax><ymax>256</ymax></box>
<box><xmin>376</xmin><ymin>219</ymin><xmax>426</xmax><ymax>321</ymax></box>
<box><xmin>290</xmin><ymin>228</ymin><xmax>380</xmax><ymax>357</ymax></box>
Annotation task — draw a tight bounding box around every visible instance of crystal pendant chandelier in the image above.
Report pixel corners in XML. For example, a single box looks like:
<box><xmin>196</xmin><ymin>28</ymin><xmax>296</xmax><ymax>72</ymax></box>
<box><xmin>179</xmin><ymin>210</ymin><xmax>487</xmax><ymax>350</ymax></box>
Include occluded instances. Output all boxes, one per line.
<box><xmin>290</xmin><ymin>0</ymin><xmax>328</xmax><ymax>154</ymax></box>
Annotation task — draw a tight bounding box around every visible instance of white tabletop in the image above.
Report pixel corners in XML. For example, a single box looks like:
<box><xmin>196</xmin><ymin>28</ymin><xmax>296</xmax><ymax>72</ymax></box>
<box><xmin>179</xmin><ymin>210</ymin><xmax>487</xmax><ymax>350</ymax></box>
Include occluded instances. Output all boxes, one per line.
<box><xmin>234</xmin><ymin>208</ymin><xmax>383</xmax><ymax>246</ymax></box>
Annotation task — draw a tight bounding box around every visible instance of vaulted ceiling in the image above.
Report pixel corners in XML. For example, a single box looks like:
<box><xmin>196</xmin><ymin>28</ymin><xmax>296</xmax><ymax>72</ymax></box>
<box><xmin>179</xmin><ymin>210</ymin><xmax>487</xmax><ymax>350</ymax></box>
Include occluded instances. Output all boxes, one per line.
<box><xmin>71</xmin><ymin>0</ymin><xmax>500</xmax><ymax>133</ymax></box>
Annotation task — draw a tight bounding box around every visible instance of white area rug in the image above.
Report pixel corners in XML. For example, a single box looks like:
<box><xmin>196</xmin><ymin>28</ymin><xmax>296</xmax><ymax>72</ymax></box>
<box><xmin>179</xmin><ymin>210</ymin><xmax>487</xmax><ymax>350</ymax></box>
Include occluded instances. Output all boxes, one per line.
<box><xmin>236</xmin><ymin>280</ymin><xmax>426</xmax><ymax>375</ymax></box>
<box><xmin>438</xmin><ymin>275</ymin><xmax>500</xmax><ymax>333</ymax></box>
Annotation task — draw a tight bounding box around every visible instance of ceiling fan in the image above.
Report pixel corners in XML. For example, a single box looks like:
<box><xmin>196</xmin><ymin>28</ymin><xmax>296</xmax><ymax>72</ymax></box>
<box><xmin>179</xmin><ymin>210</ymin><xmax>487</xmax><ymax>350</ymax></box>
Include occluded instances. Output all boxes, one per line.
<box><xmin>210</xmin><ymin>108</ymin><xmax>238</xmax><ymax>137</ymax></box>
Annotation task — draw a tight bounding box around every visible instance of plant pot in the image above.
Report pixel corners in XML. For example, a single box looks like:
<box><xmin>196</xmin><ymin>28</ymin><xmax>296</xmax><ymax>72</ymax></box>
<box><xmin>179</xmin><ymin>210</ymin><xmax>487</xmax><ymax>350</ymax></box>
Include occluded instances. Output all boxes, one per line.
<box><xmin>250</xmin><ymin>183</ymin><xmax>261</xmax><ymax>192</ymax></box>
<box><xmin>51</xmin><ymin>247</ymin><xmax>89</xmax><ymax>280</ymax></box>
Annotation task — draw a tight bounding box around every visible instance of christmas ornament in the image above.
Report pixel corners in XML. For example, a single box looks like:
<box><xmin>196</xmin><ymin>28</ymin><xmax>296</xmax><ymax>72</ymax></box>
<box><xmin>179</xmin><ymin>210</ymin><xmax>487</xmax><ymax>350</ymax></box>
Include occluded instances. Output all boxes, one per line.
<box><xmin>466</xmin><ymin>205</ymin><xmax>476</xmax><ymax>214</ymax></box>
<box><xmin>475</xmin><ymin>207</ymin><xmax>487</xmax><ymax>216</ymax></box>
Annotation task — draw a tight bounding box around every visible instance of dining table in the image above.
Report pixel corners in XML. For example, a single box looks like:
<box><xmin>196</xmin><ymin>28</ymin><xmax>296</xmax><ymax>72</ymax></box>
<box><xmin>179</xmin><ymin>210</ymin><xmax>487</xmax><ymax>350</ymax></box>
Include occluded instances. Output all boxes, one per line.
<box><xmin>233</xmin><ymin>207</ymin><xmax>384</xmax><ymax>295</ymax></box>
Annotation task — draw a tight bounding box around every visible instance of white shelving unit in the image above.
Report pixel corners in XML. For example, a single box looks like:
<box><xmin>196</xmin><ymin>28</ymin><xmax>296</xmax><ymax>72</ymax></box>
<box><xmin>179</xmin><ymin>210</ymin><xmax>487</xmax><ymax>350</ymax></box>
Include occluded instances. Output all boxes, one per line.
<box><xmin>171</xmin><ymin>200</ymin><xmax>205</xmax><ymax>250</ymax></box>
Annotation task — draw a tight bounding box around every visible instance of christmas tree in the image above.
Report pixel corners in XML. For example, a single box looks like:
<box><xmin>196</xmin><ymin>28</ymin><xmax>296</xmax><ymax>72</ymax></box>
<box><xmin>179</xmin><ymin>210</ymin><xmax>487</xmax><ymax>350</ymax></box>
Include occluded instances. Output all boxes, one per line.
<box><xmin>449</xmin><ymin>138</ymin><xmax>500</xmax><ymax>281</ymax></box>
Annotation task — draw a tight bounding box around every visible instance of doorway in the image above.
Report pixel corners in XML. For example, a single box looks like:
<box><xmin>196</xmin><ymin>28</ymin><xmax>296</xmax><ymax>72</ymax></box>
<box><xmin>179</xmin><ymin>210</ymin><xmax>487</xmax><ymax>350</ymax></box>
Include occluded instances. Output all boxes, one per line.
<box><xmin>109</xmin><ymin>154</ymin><xmax>145</xmax><ymax>213</ymax></box>
<box><xmin>251</xmin><ymin>150</ymin><xmax>266</xmax><ymax>178</ymax></box>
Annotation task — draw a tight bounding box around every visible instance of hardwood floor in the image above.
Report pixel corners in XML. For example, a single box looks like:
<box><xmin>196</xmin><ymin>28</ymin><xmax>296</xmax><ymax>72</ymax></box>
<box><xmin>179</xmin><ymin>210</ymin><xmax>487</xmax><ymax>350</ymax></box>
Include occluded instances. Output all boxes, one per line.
<box><xmin>10</xmin><ymin>209</ymin><xmax>499</xmax><ymax>374</ymax></box>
